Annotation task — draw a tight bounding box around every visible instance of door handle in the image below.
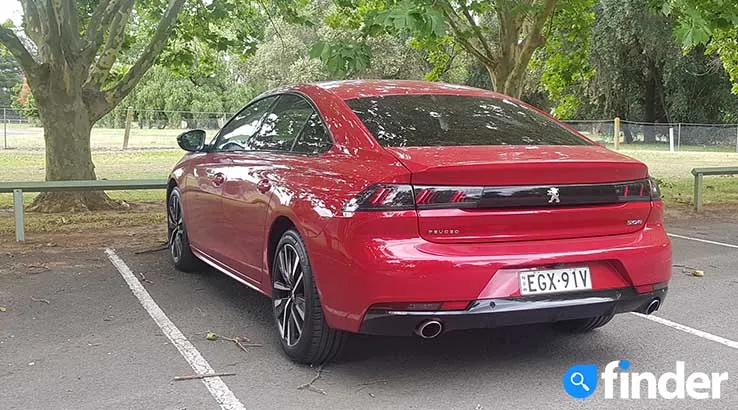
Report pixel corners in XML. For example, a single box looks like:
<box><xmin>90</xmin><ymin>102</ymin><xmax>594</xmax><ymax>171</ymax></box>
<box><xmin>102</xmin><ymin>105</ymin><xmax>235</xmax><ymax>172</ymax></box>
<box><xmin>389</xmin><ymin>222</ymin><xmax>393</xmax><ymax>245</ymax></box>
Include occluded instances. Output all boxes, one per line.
<box><xmin>257</xmin><ymin>179</ymin><xmax>271</xmax><ymax>193</ymax></box>
<box><xmin>211</xmin><ymin>172</ymin><xmax>226</xmax><ymax>186</ymax></box>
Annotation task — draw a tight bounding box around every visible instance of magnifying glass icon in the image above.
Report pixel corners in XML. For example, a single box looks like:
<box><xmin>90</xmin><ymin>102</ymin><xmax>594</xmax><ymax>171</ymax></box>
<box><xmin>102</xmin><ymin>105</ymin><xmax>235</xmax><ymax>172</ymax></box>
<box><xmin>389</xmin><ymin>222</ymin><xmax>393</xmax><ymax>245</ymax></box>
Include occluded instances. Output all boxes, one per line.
<box><xmin>570</xmin><ymin>372</ymin><xmax>590</xmax><ymax>391</ymax></box>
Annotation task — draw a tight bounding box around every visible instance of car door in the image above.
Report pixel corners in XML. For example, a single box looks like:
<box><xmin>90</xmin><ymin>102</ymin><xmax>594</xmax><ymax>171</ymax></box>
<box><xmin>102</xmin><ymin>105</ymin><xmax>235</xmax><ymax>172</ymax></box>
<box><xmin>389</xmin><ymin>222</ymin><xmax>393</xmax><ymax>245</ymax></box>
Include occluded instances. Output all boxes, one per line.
<box><xmin>191</xmin><ymin>96</ymin><xmax>277</xmax><ymax>261</ymax></box>
<box><xmin>182</xmin><ymin>151</ymin><xmax>232</xmax><ymax>258</ymax></box>
<box><xmin>220</xmin><ymin>94</ymin><xmax>316</xmax><ymax>282</ymax></box>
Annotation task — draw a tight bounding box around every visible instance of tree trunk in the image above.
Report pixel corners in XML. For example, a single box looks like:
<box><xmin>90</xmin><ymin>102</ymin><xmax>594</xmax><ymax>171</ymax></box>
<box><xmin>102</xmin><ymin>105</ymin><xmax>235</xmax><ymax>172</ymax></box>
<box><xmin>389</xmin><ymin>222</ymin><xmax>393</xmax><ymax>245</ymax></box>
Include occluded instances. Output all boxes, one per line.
<box><xmin>622</xmin><ymin>122</ymin><xmax>634</xmax><ymax>144</ymax></box>
<box><xmin>27</xmin><ymin>80</ymin><xmax>120</xmax><ymax>212</ymax></box>
<box><xmin>643</xmin><ymin>63</ymin><xmax>660</xmax><ymax>144</ymax></box>
<box><xmin>486</xmin><ymin>64</ymin><xmax>527</xmax><ymax>98</ymax></box>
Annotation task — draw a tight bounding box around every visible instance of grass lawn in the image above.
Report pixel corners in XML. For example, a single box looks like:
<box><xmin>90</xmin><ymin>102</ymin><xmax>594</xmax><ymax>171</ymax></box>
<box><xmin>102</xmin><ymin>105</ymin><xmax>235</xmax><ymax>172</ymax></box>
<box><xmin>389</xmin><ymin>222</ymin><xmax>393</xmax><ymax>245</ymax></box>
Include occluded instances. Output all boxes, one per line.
<box><xmin>0</xmin><ymin>150</ymin><xmax>183</xmax><ymax>207</ymax></box>
<box><xmin>1</xmin><ymin>147</ymin><xmax>737</xmax><ymax>235</ymax></box>
<box><xmin>2</xmin><ymin>124</ymin><xmax>219</xmax><ymax>150</ymax></box>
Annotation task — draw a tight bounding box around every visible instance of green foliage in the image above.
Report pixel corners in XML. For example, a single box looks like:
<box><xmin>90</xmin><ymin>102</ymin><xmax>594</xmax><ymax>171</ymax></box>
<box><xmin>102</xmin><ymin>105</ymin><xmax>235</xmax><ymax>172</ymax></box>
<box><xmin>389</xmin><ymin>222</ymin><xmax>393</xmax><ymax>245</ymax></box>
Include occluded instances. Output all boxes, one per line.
<box><xmin>365</xmin><ymin>0</ymin><xmax>445</xmax><ymax>37</ymax></box>
<box><xmin>309</xmin><ymin>40</ymin><xmax>372</xmax><ymax>75</ymax></box>
<box><xmin>0</xmin><ymin>54</ymin><xmax>22</xmax><ymax>107</ymax></box>
<box><xmin>535</xmin><ymin>0</ymin><xmax>738</xmax><ymax>123</ymax></box>
<box><xmin>656</xmin><ymin>0</ymin><xmax>738</xmax><ymax>48</ymax></box>
<box><xmin>11</xmin><ymin>82</ymin><xmax>38</xmax><ymax>122</ymax></box>
<box><xmin>242</xmin><ymin>3</ymin><xmax>426</xmax><ymax>88</ymax></box>
<box><xmin>657</xmin><ymin>0</ymin><xmax>738</xmax><ymax>91</ymax></box>
<box><xmin>98</xmin><ymin>62</ymin><xmax>254</xmax><ymax>128</ymax></box>
<box><xmin>535</xmin><ymin>0</ymin><xmax>597</xmax><ymax>118</ymax></box>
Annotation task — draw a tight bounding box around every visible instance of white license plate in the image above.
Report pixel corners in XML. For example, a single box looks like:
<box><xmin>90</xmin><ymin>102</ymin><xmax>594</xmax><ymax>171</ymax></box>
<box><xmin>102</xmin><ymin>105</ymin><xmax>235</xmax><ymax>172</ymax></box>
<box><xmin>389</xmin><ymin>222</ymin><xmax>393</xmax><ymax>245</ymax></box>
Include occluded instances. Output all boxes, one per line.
<box><xmin>519</xmin><ymin>267</ymin><xmax>592</xmax><ymax>296</ymax></box>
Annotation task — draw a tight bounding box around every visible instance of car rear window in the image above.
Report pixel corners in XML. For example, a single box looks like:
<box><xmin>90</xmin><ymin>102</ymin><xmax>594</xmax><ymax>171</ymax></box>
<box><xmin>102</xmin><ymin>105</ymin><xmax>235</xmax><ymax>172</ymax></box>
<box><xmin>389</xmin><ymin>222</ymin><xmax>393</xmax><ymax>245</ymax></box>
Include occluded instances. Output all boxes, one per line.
<box><xmin>345</xmin><ymin>94</ymin><xmax>591</xmax><ymax>147</ymax></box>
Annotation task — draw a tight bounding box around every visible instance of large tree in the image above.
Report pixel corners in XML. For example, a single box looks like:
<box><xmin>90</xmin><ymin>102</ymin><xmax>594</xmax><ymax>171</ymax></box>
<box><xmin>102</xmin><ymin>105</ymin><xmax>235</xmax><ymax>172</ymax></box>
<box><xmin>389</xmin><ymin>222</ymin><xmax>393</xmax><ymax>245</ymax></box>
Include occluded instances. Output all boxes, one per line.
<box><xmin>0</xmin><ymin>0</ymin><xmax>282</xmax><ymax>211</ymax></box>
<box><xmin>537</xmin><ymin>0</ymin><xmax>738</xmax><ymax>125</ymax></box>
<box><xmin>314</xmin><ymin>0</ymin><xmax>593</xmax><ymax>98</ymax></box>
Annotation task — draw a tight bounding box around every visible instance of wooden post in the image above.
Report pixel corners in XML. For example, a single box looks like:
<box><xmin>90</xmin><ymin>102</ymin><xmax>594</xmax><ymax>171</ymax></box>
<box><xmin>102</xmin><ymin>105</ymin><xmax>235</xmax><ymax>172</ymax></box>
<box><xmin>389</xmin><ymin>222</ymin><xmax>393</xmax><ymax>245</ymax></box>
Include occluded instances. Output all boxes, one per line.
<box><xmin>694</xmin><ymin>173</ymin><xmax>703</xmax><ymax>212</ymax></box>
<box><xmin>13</xmin><ymin>189</ymin><xmax>24</xmax><ymax>242</ymax></box>
<box><xmin>123</xmin><ymin>106</ymin><xmax>133</xmax><ymax>150</ymax></box>
<box><xmin>613</xmin><ymin>117</ymin><xmax>621</xmax><ymax>150</ymax></box>
<box><xmin>3</xmin><ymin>107</ymin><xmax>6</xmax><ymax>149</ymax></box>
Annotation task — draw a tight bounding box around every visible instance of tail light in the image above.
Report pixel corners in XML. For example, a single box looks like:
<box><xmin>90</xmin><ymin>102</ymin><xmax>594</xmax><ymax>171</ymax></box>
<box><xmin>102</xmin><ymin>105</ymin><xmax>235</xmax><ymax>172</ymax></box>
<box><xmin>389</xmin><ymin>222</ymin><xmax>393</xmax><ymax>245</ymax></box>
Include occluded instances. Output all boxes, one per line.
<box><xmin>414</xmin><ymin>186</ymin><xmax>483</xmax><ymax>209</ymax></box>
<box><xmin>614</xmin><ymin>180</ymin><xmax>651</xmax><ymax>202</ymax></box>
<box><xmin>343</xmin><ymin>184</ymin><xmax>415</xmax><ymax>211</ymax></box>
<box><xmin>344</xmin><ymin>179</ymin><xmax>661</xmax><ymax>212</ymax></box>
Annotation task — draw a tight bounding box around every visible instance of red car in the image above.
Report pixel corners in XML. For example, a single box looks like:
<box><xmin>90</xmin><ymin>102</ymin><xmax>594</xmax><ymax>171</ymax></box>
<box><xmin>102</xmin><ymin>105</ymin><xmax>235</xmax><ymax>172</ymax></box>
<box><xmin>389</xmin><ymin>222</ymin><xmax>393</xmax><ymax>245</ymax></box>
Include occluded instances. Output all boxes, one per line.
<box><xmin>167</xmin><ymin>80</ymin><xmax>671</xmax><ymax>364</ymax></box>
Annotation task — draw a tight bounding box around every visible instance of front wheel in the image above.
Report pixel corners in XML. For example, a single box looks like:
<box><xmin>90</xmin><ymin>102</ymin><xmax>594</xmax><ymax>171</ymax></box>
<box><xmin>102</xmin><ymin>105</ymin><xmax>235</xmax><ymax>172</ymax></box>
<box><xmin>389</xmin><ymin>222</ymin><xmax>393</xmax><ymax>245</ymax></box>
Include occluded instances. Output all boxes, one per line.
<box><xmin>271</xmin><ymin>229</ymin><xmax>347</xmax><ymax>364</ymax></box>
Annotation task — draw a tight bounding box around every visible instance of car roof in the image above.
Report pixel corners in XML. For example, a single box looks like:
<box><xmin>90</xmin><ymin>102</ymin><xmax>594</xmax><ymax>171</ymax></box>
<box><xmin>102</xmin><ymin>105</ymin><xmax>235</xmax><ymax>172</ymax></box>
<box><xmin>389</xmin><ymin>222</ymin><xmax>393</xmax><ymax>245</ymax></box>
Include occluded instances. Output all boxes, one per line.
<box><xmin>296</xmin><ymin>80</ymin><xmax>507</xmax><ymax>100</ymax></box>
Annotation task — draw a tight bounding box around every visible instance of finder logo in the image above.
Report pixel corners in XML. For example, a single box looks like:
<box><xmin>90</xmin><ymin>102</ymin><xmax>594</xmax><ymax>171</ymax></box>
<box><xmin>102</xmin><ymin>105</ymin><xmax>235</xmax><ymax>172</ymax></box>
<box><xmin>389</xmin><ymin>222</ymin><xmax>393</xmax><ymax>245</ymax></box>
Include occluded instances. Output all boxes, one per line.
<box><xmin>563</xmin><ymin>364</ymin><xmax>598</xmax><ymax>399</ymax></box>
<box><xmin>563</xmin><ymin>360</ymin><xmax>729</xmax><ymax>400</ymax></box>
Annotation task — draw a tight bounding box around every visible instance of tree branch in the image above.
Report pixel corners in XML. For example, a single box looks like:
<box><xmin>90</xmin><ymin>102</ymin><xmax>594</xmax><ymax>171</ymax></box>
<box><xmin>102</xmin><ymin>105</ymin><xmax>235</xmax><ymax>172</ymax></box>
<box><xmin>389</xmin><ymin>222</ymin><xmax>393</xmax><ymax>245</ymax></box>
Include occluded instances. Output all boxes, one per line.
<box><xmin>101</xmin><ymin>0</ymin><xmax>187</xmax><ymax>115</ymax></box>
<box><xmin>0</xmin><ymin>26</ymin><xmax>39</xmax><ymax>79</ymax></box>
<box><xmin>440</xmin><ymin>6</ymin><xmax>495</xmax><ymax>67</ymax></box>
<box><xmin>85</xmin><ymin>0</ymin><xmax>135</xmax><ymax>88</ymax></box>
<box><xmin>458</xmin><ymin>2</ymin><xmax>495</xmax><ymax>61</ymax></box>
<box><xmin>517</xmin><ymin>0</ymin><xmax>557</xmax><ymax>68</ymax></box>
<box><xmin>19</xmin><ymin>0</ymin><xmax>46</xmax><ymax>48</ymax></box>
<box><xmin>83</xmin><ymin>0</ymin><xmax>122</xmax><ymax>59</ymax></box>
<box><xmin>47</xmin><ymin>0</ymin><xmax>83</xmax><ymax>55</ymax></box>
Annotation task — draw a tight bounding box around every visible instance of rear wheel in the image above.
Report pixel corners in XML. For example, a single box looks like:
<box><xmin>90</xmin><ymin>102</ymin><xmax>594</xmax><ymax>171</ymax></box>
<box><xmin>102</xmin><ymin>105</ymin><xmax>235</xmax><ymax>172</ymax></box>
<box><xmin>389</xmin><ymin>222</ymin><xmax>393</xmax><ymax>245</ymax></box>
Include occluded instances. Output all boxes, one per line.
<box><xmin>272</xmin><ymin>229</ymin><xmax>347</xmax><ymax>364</ymax></box>
<box><xmin>553</xmin><ymin>313</ymin><xmax>614</xmax><ymax>333</ymax></box>
<box><xmin>167</xmin><ymin>187</ymin><xmax>200</xmax><ymax>272</ymax></box>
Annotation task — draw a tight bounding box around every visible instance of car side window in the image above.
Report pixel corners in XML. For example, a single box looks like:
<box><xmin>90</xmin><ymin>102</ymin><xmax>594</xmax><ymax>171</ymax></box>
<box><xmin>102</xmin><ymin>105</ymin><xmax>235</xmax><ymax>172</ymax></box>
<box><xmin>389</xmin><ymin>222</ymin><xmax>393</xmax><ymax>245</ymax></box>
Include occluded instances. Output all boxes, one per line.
<box><xmin>249</xmin><ymin>95</ymin><xmax>313</xmax><ymax>152</ymax></box>
<box><xmin>293</xmin><ymin>113</ymin><xmax>332</xmax><ymax>154</ymax></box>
<box><xmin>216</xmin><ymin>97</ymin><xmax>276</xmax><ymax>151</ymax></box>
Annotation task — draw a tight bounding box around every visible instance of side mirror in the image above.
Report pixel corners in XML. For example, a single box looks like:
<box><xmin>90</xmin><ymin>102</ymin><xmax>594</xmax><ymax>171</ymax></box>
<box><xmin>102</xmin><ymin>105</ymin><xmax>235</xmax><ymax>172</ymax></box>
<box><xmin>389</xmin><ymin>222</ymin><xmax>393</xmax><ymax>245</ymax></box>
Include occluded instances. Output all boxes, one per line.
<box><xmin>177</xmin><ymin>129</ymin><xmax>206</xmax><ymax>152</ymax></box>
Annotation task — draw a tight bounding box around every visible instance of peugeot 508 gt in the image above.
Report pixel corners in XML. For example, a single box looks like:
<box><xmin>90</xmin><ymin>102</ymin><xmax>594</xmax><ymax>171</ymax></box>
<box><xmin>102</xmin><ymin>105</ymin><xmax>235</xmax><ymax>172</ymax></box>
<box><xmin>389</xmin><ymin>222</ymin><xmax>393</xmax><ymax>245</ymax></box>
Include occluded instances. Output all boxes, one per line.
<box><xmin>167</xmin><ymin>80</ymin><xmax>671</xmax><ymax>364</ymax></box>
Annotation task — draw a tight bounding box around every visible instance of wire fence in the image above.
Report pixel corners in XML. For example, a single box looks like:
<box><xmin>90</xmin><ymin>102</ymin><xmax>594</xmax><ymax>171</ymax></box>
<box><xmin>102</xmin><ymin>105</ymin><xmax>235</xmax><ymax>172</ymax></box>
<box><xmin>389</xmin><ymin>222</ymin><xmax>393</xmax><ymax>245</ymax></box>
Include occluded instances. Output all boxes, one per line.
<box><xmin>565</xmin><ymin>120</ymin><xmax>738</xmax><ymax>152</ymax></box>
<box><xmin>2</xmin><ymin>107</ymin><xmax>738</xmax><ymax>152</ymax></box>
<box><xmin>0</xmin><ymin>106</ymin><xmax>234</xmax><ymax>150</ymax></box>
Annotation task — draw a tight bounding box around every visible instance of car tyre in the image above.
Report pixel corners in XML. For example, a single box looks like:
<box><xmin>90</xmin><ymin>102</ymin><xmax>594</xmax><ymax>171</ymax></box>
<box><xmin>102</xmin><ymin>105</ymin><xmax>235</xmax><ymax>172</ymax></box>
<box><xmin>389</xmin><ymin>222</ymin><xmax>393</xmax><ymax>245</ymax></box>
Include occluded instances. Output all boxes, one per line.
<box><xmin>272</xmin><ymin>229</ymin><xmax>347</xmax><ymax>364</ymax></box>
<box><xmin>553</xmin><ymin>313</ymin><xmax>614</xmax><ymax>333</ymax></box>
<box><xmin>167</xmin><ymin>187</ymin><xmax>201</xmax><ymax>272</ymax></box>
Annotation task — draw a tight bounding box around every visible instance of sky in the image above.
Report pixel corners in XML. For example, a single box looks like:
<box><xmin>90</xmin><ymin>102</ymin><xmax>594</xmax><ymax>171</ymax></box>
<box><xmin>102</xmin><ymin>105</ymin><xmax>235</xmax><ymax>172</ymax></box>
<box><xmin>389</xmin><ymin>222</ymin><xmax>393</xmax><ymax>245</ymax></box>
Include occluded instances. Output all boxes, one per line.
<box><xmin>0</xmin><ymin>1</ymin><xmax>23</xmax><ymax>25</ymax></box>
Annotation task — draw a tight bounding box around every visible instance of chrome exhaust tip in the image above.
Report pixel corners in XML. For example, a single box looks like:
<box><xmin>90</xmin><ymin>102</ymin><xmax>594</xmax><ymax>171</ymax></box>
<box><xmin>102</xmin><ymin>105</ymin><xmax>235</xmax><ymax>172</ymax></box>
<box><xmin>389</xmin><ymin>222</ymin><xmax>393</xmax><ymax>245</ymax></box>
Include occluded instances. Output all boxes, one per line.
<box><xmin>415</xmin><ymin>320</ymin><xmax>443</xmax><ymax>339</ymax></box>
<box><xmin>645</xmin><ymin>298</ymin><xmax>661</xmax><ymax>315</ymax></box>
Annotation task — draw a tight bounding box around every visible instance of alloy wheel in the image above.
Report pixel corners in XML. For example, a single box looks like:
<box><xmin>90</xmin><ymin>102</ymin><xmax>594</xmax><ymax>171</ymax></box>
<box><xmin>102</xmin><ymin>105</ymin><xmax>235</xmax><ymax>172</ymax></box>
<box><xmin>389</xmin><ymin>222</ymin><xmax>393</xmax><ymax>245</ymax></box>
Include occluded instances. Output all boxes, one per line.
<box><xmin>167</xmin><ymin>193</ymin><xmax>185</xmax><ymax>262</ymax></box>
<box><xmin>273</xmin><ymin>243</ymin><xmax>306</xmax><ymax>347</ymax></box>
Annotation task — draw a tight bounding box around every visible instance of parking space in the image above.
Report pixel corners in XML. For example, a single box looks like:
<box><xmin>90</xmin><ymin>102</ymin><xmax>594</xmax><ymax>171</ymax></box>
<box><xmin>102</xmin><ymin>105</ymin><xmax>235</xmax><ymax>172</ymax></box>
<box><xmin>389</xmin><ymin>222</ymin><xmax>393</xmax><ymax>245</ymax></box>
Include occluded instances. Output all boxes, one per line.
<box><xmin>2</xmin><ymin>221</ymin><xmax>738</xmax><ymax>409</ymax></box>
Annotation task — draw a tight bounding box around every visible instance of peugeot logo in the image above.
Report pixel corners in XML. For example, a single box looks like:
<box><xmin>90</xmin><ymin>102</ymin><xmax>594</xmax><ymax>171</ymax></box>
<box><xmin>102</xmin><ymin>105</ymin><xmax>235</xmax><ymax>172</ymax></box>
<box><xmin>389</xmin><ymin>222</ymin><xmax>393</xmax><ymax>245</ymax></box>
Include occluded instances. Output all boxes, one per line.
<box><xmin>547</xmin><ymin>187</ymin><xmax>560</xmax><ymax>204</ymax></box>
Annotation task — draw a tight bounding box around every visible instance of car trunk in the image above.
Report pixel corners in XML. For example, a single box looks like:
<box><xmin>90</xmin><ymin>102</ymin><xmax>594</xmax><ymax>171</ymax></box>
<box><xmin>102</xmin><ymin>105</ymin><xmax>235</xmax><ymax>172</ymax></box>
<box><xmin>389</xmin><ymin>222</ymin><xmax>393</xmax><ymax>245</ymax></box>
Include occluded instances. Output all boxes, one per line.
<box><xmin>385</xmin><ymin>145</ymin><xmax>653</xmax><ymax>244</ymax></box>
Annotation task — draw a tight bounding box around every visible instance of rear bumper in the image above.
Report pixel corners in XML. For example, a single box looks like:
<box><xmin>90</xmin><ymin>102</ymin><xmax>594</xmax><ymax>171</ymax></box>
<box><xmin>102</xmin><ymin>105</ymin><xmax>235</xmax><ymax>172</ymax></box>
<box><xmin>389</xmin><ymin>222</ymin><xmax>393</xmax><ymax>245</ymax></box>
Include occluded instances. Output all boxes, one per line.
<box><xmin>360</xmin><ymin>287</ymin><xmax>668</xmax><ymax>336</ymax></box>
<box><xmin>308</xmin><ymin>212</ymin><xmax>671</xmax><ymax>333</ymax></box>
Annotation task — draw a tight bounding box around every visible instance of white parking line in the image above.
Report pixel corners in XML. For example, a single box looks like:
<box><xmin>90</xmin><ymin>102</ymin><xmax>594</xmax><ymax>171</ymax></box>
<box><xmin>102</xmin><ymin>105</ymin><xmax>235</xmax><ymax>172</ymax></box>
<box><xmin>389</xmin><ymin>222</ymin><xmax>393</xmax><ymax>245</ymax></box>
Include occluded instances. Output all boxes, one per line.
<box><xmin>668</xmin><ymin>233</ymin><xmax>738</xmax><ymax>249</ymax></box>
<box><xmin>632</xmin><ymin>313</ymin><xmax>738</xmax><ymax>351</ymax></box>
<box><xmin>105</xmin><ymin>248</ymin><xmax>246</xmax><ymax>410</ymax></box>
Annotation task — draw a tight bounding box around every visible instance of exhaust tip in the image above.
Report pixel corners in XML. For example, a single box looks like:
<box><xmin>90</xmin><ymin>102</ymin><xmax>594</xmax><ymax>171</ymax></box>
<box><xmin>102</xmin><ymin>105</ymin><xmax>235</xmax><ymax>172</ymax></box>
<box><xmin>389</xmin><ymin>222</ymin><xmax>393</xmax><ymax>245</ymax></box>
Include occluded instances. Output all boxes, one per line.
<box><xmin>415</xmin><ymin>320</ymin><xmax>443</xmax><ymax>339</ymax></box>
<box><xmin>645</xmin><ymin>298</ymin><xmax>660</xmax><ymax>315</ymax></box>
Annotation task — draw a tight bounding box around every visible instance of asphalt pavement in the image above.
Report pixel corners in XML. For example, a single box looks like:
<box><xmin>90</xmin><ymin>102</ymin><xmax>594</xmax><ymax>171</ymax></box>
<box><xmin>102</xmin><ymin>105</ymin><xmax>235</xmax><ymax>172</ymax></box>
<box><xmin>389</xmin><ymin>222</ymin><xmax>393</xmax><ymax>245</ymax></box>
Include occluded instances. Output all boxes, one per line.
<box><xmin>2</xmin><ymin>220</ymin><xmax>738</xmax><ymax>410</ymax></box>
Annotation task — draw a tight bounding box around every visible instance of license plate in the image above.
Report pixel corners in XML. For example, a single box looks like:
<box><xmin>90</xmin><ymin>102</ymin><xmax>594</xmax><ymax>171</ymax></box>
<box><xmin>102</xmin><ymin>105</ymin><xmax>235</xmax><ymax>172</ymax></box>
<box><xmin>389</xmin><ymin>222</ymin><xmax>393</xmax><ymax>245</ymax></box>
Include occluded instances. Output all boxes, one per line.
<box><xmin>519</xmin><ymin>267</ymin><xmax>592</xmax><ymax>296</ymax></box>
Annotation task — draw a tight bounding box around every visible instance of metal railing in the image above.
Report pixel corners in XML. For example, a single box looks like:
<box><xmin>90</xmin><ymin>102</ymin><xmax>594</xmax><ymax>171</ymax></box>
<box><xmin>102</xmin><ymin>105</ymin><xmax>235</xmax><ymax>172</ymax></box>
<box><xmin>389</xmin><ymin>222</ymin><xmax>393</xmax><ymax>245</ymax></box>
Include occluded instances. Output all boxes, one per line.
<box><xmin>0</xmin><ymin>179</ymin><xmax>168</xmax><ymax>242</ymax></box>
<box><xmin>691</xmin><ymin>167</ymin><xmax>738</xmax><ymax>212</ymax></box>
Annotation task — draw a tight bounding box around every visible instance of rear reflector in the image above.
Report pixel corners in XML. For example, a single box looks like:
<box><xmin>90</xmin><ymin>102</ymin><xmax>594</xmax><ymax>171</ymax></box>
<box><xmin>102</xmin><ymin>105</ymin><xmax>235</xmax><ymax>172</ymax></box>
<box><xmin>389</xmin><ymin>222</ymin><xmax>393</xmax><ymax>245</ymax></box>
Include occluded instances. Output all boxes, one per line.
<box><xmin>368</xmin><ymin>301</ymin><xmax>470</xmax><ymax>312</ymax></box>
<box><xmin>344</xmin><ymin>179</ymin><xmax>662</xmax><ymax>211</ymax></box>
